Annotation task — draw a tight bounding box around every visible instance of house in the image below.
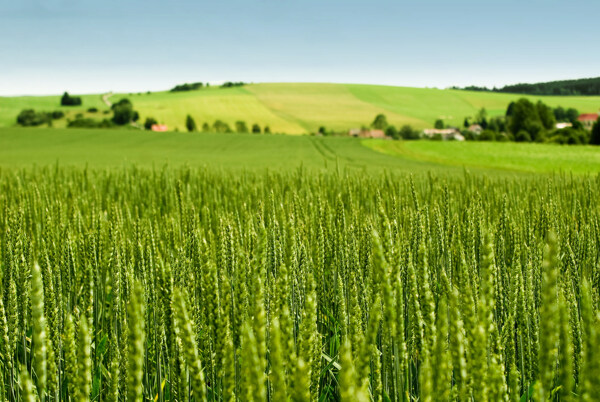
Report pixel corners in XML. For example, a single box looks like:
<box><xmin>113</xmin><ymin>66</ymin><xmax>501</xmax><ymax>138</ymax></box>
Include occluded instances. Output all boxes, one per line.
<box><xmin>422</xmin><ymin>128</ymin><xmax>465</xmax><ymax>141</ymax></box>
<box><xmin>555</xmin><ymin>122</ymin><xmax>573</xmax><ymax>129</ymax></box>
<box><xmin>468</xmin><ymin>124</ymin><xmax>483</xmax><ymax>134</ymax></box>
<box><xmin>348</xmin><ymin>128</ymin><xmax>387</xmax><ymax>139</ymax></box>
<box><xmin>151</xmin><ymin>124</ymin><xmax>168</xmax><ymax>132</ymax></box>
<box><xmin>578</xmin><ymin>113</ymin><xmax>599</xmax><ymax>130</ymax></box>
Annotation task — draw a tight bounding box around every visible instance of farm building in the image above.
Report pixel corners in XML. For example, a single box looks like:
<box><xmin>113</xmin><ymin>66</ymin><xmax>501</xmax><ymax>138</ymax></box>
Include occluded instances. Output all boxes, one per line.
<box><xmin>577</xmin><ymin>113</ymin><xmax>599</xmax><ymax>129</ymax></box>
<box><xmin>422</xmin><ymin>128</ymin><xmax>465</xmax><ymax>141</ymax></box>
<box><xmin>349</xmin><ymin>128</ymin><xmax>387</xmax><ymax>139</ymax></box>
<box><xmin>468</xmin><ymin>124</ymin><xmax>483</xmax><ymax>134</ymax></box>
<box><xmin>555</xmin><ymin>122</ymin><xmax>573</xmax><ymax>129</ymax></box>
<box><xmin>151</xmin><ymin>124</ymin><xmax>168</xmax><ymax>132</ymax></box>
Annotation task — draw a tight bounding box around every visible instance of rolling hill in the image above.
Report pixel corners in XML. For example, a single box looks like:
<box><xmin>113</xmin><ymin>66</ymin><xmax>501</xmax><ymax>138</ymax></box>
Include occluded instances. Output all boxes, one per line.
<box><xmin>1</xmin><ymin>83</ymin><xmax>599</xmax><ymax>134</ymax></box>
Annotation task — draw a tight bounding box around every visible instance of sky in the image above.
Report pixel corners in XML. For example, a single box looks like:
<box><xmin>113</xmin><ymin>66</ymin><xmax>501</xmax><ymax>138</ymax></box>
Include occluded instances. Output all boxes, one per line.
<box><xmin>0</xmin><ymin>0</ymin><xmax>599</xmax><ymax>95</ymax></box>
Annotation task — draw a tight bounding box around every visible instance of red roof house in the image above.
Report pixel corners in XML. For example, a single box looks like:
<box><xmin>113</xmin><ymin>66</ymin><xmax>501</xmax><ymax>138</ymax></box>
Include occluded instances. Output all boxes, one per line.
<box><xmin>151</xmin><ymin>124</ymin><xmax>168</xmax><ymax>132</ymax></box>
<box><xmin>578</xmin><ymin>113</ymin><xmax>599</xmax><ymax>129</ymax></box>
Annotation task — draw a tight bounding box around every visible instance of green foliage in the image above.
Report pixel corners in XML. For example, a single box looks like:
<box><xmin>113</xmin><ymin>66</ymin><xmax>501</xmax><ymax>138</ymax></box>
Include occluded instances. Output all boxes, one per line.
<box><xmin>186</xmin><ymin>114</ymin><xmax>197</xmax><ymax>132</ymax></box>
<box><xmin>399</xmin><ymin>124</ymin><xmax>419</xmax><ymax>139</ymax></box>
<box><xmin>111</xmin><ymin>98</ymin><xmax>137</xmax><ymax>125</ymax></box>
<box><xmin>384</xmin><ymin>125</ymin><xmax>398</xmax><ymax>139</ymax></box>
<box><xmin>144</xmin><ymin>117</ymin><xmax>158</xmax><ymax>130</ymax></box>
<box><xmin>61</xmin><ymin>92</ymin><xmax>82</xmax><ymax>106</ymax></box>
<box><xmin>590</xmin><ymin>118</ymin><xmax>600</xmax><ymax>145</ymax></box>
<box><xmin>235</xmin><ymin>120</ymin><xmax>248</xmax><ymax>133</ymax></box>
<box><xmin>371</xmin><ymin>113</ymin><xmax>388</xmax><ymax>129</ymax></box>
<box><xmin>434</xmin><ymin>118</ymin><xmax>444</xmax><ymax>129</ymax></box>
<box><xmin>16</xmin><ymin>109</ymin><xmax>64</xmax><ymax>126</ymax></box>
<box><xmin>251</xmin><ymin>123</ymin><xmax>261</xmax><ymax>134</ymax></box>
<box><xmin>212</xmin><ymin>119</ymin><xmax>232</xmax><ymax>133</ymax></box>
<box><xmin>170</xmin><ymin>82</ymin><xmax>204</xmax><ymax>92</ymax></box>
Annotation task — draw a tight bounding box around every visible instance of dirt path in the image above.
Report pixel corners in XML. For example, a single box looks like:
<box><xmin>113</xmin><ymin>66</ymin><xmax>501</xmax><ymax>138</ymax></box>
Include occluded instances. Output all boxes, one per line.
<box><xmin>102</xmin><ymin>92</ymin><xmax>113</xmax><ymax>107</ymax></box>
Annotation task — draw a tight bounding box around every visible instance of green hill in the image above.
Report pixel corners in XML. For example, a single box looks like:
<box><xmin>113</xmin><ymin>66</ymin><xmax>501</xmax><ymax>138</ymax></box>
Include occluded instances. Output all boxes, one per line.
<box><xmin>2</xmin><ymin>83</ymin><xmax>599</xmax><ymax>133</ymax></box>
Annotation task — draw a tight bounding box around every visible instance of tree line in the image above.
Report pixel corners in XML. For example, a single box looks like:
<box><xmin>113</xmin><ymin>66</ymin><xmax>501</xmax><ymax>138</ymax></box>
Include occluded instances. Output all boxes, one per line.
<box><xmin>455</xmin><ymin>77</ymin><xmax>600</xmax><ymax>96</ymax></box>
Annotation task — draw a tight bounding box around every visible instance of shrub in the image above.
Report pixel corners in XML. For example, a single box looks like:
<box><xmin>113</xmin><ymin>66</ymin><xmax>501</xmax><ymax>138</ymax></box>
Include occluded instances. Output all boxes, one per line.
<box><xmin>399</xmin><ymin>125</ymin><xmax>419</xmax><ymax>140</ymax></box>
<box><xmin>478</xmin><ymin>130</ymin><xmax>497</xmax><ymax>141</ymax></box>
<box><xmin>434</xmin><ymin>119</ymin><xmax>444</xmax><ymax>129</ymax></box>
<box><xmin>252</xmin><ymin>124</ymin><xmax>261</xmax><ymax>134</ymax></box>
<box><xmin>170</xmin><ymin>82</ymin><xmax>204</xmax><ymax>92</ymax></box>
<box><xmin>515</xmin><ymin>130</ymin><xmax>532</xmax><ymax>142</ymax></box>
<box><xmin>144</xmin><ymin>117</ymin><xmax>158</xmax><ymax>130</ymax></box>
<box><xmin>264</xmin><ymin>126</ymin><xmax>271</xmax><ymax>134</ymax></box>
<box><xmin>17</xmin><ymin>109</ymin><xmax>50</xmax><ymax>126</ymax></box>
<box><xmin>87</xmin><ymin>107</ymin><xmax>98</xmax><ymax>113</ymax></box>
<box><xmin>202</xmin><ymin>122</ymin><xmax>210</xmax><ymax>132</ymax></box>
<box><xmin>213</xmin><ymin>120</ymin><xmax>232</xmax><ymax>133</ymax></box>
<box><xmin>385</xmin><ymin>126</ymin><xmax>399</xmax><ymax>140</ymax></box>
<box><xmin>235</xmin><ymin>121</ymin><xmax>248</xmax><ymax>133</ymax></box>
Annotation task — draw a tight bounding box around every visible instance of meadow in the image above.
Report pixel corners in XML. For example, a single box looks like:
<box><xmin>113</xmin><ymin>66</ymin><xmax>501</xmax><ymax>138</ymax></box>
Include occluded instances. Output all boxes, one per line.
<box><xmin>3</xmin><ymin>127</ymin><xmax>600</xmax><ymax>175</ymax></box>
<box><xmin>2</xmin><ymin>83</ymin><xmax>599</xmax><ymax>133</ymax></box>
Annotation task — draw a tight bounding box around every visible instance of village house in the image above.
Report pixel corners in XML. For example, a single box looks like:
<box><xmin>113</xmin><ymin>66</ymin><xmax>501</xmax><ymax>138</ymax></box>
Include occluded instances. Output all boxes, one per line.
<box><xmin>151</xmin><ymin>124</ymin><xmax>168</xmax><ymax>132</ymax></box>
<box><xmin>348</xmin><ymin>128</ymin><xmax>387</xmax><ymax>139</ymax></box>
<box><xmin>422</xmin><ymin>128</ymin><xmax>465</xmax><ymax>141</ymax></box>
<box><xmin>468</xmin><ymin>124</ymin><xmax>483</xmax><ymax>134</ymax></box>
<box><xmin>577</xmin><ymin>112</ymin><xmax>599</xmax><ymax>130</ymax></box>
<box><xmin>555</xmin><ymin>122</ymin><xmax>573</xmax><ymax>129</ymax></box>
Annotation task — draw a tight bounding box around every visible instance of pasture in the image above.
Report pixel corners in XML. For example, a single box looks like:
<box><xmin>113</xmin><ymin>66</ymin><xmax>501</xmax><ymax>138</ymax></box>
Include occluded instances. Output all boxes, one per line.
<box><xmin>1</xmin><ymin>83</ymin><xmax>599</xmax><ymax>133</ymax></box>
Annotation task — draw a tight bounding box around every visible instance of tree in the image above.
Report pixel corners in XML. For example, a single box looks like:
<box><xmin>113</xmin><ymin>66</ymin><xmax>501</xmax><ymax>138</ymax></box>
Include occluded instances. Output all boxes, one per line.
<box><xmin>434</xmin><ymin>119</ymin><xmax>444</xmax><ymax>129</ymax></box>
<box><xmin>111</xmin><ymin>98</ymin><xmax>136</xmax><ymax>125</ymax></box>
<box><xmin>476</xmin><ymin>107</ymin><xmax>487</xmax><ymax>124</ymax></box>
<box><xmin>186</xmin><ymin>115</ymin><xmax>197</xmax><ymax>132</ymax></box>
<box><xmin>566</xmin><ymin>108</ymin><xmax>579</xmax><ymax>123</ymax></box>
<box><xmin>463</xmin><ymin>118</ymin><xmax>470</xmax><ymax>128</ymax></box>
<box><xmin>252</xmin><ymin>124</ymin><xmax>261</xmax><ymax>134</ymax></box>
<box><xmin>202</xmin><ymin>122</ymin><xmax>210</xmax><ymax>132</ymax></box>
<box><xmin>17</xmin><ymin>109</ymin><xmax>49</xmax><ymax>126</ymax></box>
<box><xmin>144</xmin><ymin>117</ymin><xmax>158</xmax><ymax>130</ymax></box>
<box><xmin>536</xmin><ymin>101</ymin><xmax>556</xmax><ymax>130</ymax></box>
<box><xmin>235</xmin><ymin>121</ymin><xmax>248</xmax><ymax>133</ymax></box>
<box><xmin>371</xmin><ymin>114</ymin><xmax>388</xmax><ymax>129</ymax></box>
<box><xmin>399</xmin><ymin>125</ymin><xmax>419</xmax><ymax>140</ymax></box>
<box><xmin>213</xmin><ymin>120</ymin><xmax>231</xmax><ymax>133</ymax></box>
<box><xmin>508</xmin><ymin>98</ymin><xmax>539</xmax><ymax>140</ymax></box>
<box><xmin>264</xmin><ymin>126</ymin><xmax>271</xmax><ymax>134</ymax></box>
<box><xmin>318</xmin><ymin>126</ymin><xmax>327</xmax><ymax>135</ymax></box>
<box><xmin>590</xmin><ymin>118</ymin><xmax>600</xmax><ymax>145</ymax></box>
<box><xmin>61</xmin><ymin>92</ymin><xmax>82</xmax><ymax>106</ymax></box>
<box><xmin>385</xmin><ymin>126</ymin><xmax>399</xmax><ymax>139</ymax></box>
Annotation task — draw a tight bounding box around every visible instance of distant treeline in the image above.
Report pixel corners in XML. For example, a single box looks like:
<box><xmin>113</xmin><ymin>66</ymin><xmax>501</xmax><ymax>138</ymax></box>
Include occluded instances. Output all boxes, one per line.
<box><xmin>455</xmin><ymin>77</ymin><xmax>600</xmax><ymax>96</ymax></box>
<box><xmin>170</xmin><ymin>82</ymin><xmax>205</xmax><ymax>92</ymax></box>
<box><xmin>169</xmin><ymin>81</ymin><xmax>246</xmax><ymax>92</ymax></box>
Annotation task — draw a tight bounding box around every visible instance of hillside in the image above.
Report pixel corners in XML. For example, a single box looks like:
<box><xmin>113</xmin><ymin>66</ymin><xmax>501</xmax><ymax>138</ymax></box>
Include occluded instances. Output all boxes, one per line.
<box><xmin>1</xmin><ymin>83</ymin><xmax>599</xmax><ymax>133</ymax></box>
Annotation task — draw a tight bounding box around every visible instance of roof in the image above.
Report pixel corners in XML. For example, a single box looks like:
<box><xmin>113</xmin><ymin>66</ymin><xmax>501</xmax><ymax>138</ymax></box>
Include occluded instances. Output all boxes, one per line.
<box><xmin>151</xmin><ymin>124</ymin><xmax>168</xmax><ymax>132</ymax></box>
<box><xmin>578</xmin><ymin>113</ymin><xmax>599</xmax><ymax>122</ymax></box>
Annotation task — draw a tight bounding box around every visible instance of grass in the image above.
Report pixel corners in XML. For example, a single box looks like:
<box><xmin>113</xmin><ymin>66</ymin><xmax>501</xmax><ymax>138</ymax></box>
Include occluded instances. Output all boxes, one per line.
<box><xmin>364</xmin><ymin>139</ymin><xmax>600</xmax><ymax>175</ymax></box>
<box><xmin>0</xmin><ymin>127</ymin><xmax>442</xmax><ymax>172</ymax></box>
<box><xmin>2</xmin><ymin>127</ymin><xmax>600</xmax><ymax>175</ymax></box>
<box><xmin>2</xmin><ymin>83</ymin><xmax>599</xmax><ymax>133</ymax></box>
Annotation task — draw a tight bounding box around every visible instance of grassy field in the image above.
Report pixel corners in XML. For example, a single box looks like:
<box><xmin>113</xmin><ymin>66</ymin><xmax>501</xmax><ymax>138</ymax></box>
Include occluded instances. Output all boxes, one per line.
<box><xmin>2</xmin><ymin>127</ymin><xmax>600</xmax><ymax>175</ymax></box>
<box><xmin>2</xmin><ymin>83</ymin><xmax>599</xmax><ymax>133</ymax></box>
<box><xmin>365</xmin><ymin>140</ymin><xmax>600</xmax><ymax>175</ymax></box>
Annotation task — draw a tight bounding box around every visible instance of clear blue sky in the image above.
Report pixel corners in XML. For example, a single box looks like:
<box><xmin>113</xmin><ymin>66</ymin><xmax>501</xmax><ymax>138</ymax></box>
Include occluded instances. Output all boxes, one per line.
<box><xmin>1</xmin><ymin>0</ymin><xmax>599</xmax><ymax>95</ymax></box>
